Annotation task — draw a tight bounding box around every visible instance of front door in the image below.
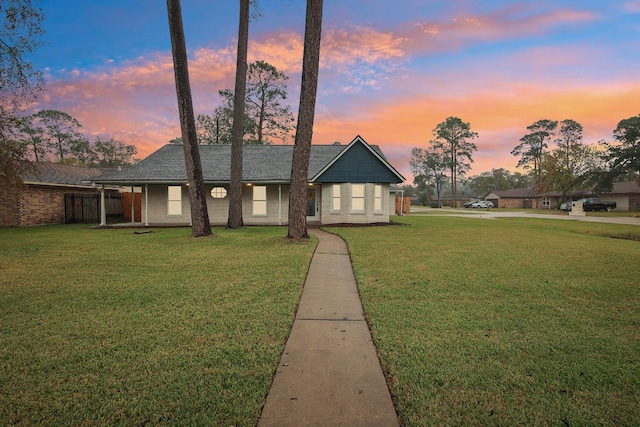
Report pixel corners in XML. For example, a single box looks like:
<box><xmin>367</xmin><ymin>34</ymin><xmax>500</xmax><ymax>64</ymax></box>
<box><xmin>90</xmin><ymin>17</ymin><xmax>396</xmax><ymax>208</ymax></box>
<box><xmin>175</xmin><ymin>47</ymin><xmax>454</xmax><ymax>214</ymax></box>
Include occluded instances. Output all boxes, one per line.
<box><xmin>306</xmin><ymin>188</ymin><xmax>320</xmax><ymax>221</ymax></box>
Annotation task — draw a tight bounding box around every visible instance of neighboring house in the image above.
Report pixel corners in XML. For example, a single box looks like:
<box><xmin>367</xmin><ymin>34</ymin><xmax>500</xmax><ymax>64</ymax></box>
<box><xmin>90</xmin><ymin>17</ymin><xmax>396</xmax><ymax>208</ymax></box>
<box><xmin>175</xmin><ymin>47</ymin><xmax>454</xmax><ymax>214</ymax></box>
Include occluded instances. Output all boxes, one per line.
<box><xmin>540</xmin><ymin>181</ymin><xmax>640</xmax><ymax>211</ymax></box>
<box><xmin>90</xmin><ymin>135</ymin><xmax>405</xmax><ymax>226</ymax></box>
<box><xmin>484</xmin><ymin>188</ymin><xmax>538</xmax><ymax>209</ymax></box>
<box><xmin>0</xmin><ymin>163</ymin><xmax>120</xmax><ymax>226</ymax></box>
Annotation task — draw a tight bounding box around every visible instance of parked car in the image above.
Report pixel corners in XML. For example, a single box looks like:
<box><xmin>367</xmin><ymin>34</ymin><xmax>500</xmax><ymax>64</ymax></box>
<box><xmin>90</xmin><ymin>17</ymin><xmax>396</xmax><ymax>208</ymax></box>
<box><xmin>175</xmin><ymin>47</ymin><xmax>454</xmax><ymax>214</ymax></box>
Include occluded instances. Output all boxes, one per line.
<box><xmin>464</xmin><ymin>200</ymin><xmax>480</xmax><ymax>208</ymax></box>
<box><xmin>576</xmin><ymin>198</ymin><xmax>617</xmax><ymax>212</ymax></box>
<box><xmin>471</xmin><ymin>200</ymin><xmax>493</xmax><ymax>208</ymax></box>
<box><xmin>559</xmin><ymin>201</ymin><xmax>572</xmax><ymax>211</ymax></box>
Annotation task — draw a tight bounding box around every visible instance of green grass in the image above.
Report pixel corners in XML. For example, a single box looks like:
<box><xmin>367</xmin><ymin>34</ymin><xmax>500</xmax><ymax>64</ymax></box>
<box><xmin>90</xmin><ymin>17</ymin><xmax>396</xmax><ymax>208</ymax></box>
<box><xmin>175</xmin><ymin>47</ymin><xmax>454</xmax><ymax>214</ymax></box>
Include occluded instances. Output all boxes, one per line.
<box><xmin>328</xmin><ymin>216</ymin><xmax>640</xmax><ymax>426</ymax></box>
<box><xmin>0</xmin><ymin>225</ymin><xmax>316</xmax><ymax>426</ymax></box>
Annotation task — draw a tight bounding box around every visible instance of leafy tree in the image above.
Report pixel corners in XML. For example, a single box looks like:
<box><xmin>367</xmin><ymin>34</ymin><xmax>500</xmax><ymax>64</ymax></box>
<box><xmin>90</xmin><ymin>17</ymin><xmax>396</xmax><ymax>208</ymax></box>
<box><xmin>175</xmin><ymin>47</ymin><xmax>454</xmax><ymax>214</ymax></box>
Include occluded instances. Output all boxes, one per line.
<box><xmin>0</xmin><ymin>113</ymin><xmax>30</xmax><ymax>191</ymax></box>
<box><xmin>92</xmin><ymin>137</ymin><xmax>137</xmax><ymax>167</ymax></box>
<box><xmin>198</xmin><ymin>90</ymin><xmax>256</xmax><ymax>144</ymax></box>
<box><xmin>196</xmin><ymin>113</ymin><xmax>224</xmax><ymax>144</ymax></box>
<box><xmin>31</xmin><ymin>109</ymin><xmax>86</xmax><ymax>162</ymax></box>
<box><xmin>465</xmin><ymin>168</ymin><xmax>532</xmax><ymax>197</ymax></box>
<box><xmin>607</xmin><ymin>114</ymin><xmax>640</xmax><ymax>183</ymax></box>
<box><xmin>410</xmin><ymin>146</ymin><xmax>448</xmax><ymax>206</ymax></box>
<box><xmin>288</xmin><ymin>0</ymin><xmax>323</xmax><ymax>239</ymax></box>
<box><xmin>166</xmin><ymin>0</ymin><xmax>211</xmax><ymax>237</ymax></box>
<box><xmin>227</xmin><ymin>0</ymin><xmax>251</xmax><ymax>229</ymax></box>
<box><xmin>397</xmin><ymin>184</ymin><xmax>416</xmax><ymax>197</ymax></box>
<box><xmin>539</xmin><ymin>120</ymin><xmax>599</xmax><ymax>200</ymax></box>
<box><xmin>584</xmin><ymin>115</ymin><xmax>640</xmax><ymax>194</ymax></box>
<box><xmin>17</xmin><ymin>115</ymin><xmax>46</xmax><ymax>162</ymax></box>
<box><xmin>539</xmin><ymin>147</ymin><xmax>593</xmax><ymax>200</ymax></box>
<box><xmin>556</xmin><ymin>119</ymin><xmax>583</xmax><ymax>171</ymax></box>
<box><xmin>0</xmin><ymin>0</ymin><xmax>45</xmax><ymax>107</ymax></box>
<box><xmin>202</xmin><ymin>61</ymin><xmax>294</xmax><ymax>145</ymax></box>
<box><xmin>431</xmin><ymin>116</ymin><xmax>478</xmax><ymax>207</ymax></box>
<box><xmin>512</xmin><ymin>119</ymin><xmax>557</xmax><ymax>192</ymax></box>
<box><xmin>246</xmin><ymin>60</ymin><xmax>295</xmax><ymax>144</ymax></box>
<box><xmin>0</xmin><ymin>0</ymin><xmax>45</xmax><ymax>189</ymax></box>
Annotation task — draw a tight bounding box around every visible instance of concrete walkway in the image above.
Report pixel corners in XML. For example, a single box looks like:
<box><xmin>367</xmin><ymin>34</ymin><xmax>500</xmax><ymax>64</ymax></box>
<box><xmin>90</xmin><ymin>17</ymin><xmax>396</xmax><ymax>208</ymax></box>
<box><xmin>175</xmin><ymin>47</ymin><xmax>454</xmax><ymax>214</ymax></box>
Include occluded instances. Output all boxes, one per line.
<box><xmin>258</xmin><ymin>229</ymin><xmax>399</xmax><ymax>427</ymax></box>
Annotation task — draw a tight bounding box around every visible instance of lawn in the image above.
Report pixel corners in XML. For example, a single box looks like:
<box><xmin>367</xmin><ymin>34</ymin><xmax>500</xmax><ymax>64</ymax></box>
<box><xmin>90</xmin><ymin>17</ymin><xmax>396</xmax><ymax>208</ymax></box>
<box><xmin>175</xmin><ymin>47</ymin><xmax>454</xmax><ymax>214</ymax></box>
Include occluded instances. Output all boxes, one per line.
<box><xmin>0</xmin><ymin>225</ymin><xmax>316</xmax><ymax>426</ymax></box>
<box><xmin>328</xmin><ymin>216</ymin><xmax>640</xmax><ymax>426</ymax></box>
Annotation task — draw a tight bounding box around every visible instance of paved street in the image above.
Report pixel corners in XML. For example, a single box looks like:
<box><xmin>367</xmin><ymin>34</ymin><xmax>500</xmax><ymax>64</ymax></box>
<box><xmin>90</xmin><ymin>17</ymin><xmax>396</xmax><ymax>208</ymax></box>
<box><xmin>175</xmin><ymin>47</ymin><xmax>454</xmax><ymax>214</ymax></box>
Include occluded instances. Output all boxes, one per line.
<box><xmin>409</xmin><ymin>207</ymin><xmax>640</xmax><ymax>226</ymax></box>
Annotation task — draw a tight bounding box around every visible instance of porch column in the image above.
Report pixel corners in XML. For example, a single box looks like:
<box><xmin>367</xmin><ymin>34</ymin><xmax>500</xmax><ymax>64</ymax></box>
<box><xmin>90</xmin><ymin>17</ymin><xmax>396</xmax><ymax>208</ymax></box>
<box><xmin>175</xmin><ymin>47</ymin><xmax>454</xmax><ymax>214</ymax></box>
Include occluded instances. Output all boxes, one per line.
<box><xmin>100</xmin><ymin>185</ymin><xmax>106</xmax><ymax>226</ymax></box>
<box><xmin>144</xmin><ymin>184</ymin><xmax>149</xmax><ymax>226</ymax></box>
<box><xmin>130</xmin><ymin>186</ymin><xmax>135</xmax><ymax>223</ymax></box>
<box><xmin>278</xmin><ymin>184</ymin><xmax>282</xmax><ymax>226</ymax></box>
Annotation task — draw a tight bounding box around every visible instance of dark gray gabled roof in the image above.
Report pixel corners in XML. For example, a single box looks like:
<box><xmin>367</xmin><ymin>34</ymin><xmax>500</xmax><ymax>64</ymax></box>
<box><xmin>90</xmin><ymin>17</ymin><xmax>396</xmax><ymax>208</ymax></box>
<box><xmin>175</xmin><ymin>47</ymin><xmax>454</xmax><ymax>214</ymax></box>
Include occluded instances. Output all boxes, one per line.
<box><xmin>92</xmin><ymin>144</ymin><xmax>346</xmax><ymax>185</ymax></box>
<box><xmin>91</xmin><ymin>137</ymin><xmax>404</xmax><ymax>185</ymax></box>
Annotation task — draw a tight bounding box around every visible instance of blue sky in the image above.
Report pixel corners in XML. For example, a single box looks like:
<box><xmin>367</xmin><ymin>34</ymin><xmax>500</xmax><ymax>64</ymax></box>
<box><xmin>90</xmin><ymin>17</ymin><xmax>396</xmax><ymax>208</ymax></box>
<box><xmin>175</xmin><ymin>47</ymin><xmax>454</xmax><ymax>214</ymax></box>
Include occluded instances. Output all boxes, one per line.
<box><xmin>30</xmin><ymin>0</ymin><xmax>640</xmax><ymax>181</ymax></box>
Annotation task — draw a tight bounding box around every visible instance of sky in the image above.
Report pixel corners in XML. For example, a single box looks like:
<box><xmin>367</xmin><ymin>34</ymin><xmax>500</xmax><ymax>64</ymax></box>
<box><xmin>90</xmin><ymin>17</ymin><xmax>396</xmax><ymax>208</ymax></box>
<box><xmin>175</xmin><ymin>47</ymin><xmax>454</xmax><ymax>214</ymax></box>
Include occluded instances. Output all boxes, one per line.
<box><xmin>28</xmin><ymin>0</ymin><xmax>640</xmax><ymax>183</ymax></box>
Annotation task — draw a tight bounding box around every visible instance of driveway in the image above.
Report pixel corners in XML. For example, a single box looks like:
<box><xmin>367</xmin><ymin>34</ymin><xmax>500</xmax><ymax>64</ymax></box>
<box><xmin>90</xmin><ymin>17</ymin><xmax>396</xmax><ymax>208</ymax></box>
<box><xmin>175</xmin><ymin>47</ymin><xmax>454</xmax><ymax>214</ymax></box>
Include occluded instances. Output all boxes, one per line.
<box><xmin>409</xmin><ymin>207</ymin><xmax>640</xmax><ymax>226</ymax></box>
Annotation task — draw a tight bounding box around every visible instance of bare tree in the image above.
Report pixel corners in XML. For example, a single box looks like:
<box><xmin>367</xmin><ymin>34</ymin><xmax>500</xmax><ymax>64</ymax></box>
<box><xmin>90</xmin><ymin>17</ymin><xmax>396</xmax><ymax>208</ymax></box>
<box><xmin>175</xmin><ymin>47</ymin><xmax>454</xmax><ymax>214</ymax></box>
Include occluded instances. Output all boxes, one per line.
<box><xmin>227</xmin><ymin>0</ymin><xmax>250</xmax><ymax>229</ymax></box>
<box><xmin>288</xmin><ymin>0</ymin><xmax>323</xmax><ymax>239</ymax></box>
<box><xmin>166</xmin><ymin>0</ymin><xmax>212</xmax><ymax>237</ymax></box>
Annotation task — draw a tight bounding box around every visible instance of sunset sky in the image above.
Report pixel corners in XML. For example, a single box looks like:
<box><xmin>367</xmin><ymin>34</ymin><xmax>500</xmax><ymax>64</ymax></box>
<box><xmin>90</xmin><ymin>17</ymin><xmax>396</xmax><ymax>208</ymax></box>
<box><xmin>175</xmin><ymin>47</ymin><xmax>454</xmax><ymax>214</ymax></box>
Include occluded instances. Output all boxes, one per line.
<box><xmin>30</xmin><ymin>0</ymin><xmax>640</xmax><ymax>183</ymax></box>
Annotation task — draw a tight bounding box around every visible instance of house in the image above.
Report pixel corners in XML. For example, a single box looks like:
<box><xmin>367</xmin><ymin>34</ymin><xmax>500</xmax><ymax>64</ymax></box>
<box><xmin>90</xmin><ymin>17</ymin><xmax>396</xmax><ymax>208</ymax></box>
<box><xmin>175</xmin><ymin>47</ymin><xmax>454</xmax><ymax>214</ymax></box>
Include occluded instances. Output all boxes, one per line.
<box><xmin>484</xmin><ymin>188</ymin><xmax>539</xmax><ymax>209</ymax></box>
<box><xmin>540</xmin><ymin>181</ymin><xmax>640</xmax><ymax>211</ymax></box>
<box><xmin>0</xmin><ymin>163</ymin><xmax>122</xmax><ymax>226</ymax></box>
<box><xmin>89</xmin><ymin>135</ymin><xmax>405</xmax><ymax>226</ymax></box>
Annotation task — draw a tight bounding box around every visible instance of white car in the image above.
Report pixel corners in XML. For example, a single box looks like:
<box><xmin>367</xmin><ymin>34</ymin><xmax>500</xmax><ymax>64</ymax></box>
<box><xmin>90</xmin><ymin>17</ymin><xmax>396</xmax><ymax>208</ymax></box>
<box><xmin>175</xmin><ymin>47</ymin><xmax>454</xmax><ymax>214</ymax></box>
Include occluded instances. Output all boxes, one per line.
<box><xmin>560</xmin><ymin>201</ymin><xmax>572</xmax><ymax>211</ymax></box>
<box><xmin>471</xmin><ymin>200</ymin><xmax>493</xmax><ymax>208</ymax></box>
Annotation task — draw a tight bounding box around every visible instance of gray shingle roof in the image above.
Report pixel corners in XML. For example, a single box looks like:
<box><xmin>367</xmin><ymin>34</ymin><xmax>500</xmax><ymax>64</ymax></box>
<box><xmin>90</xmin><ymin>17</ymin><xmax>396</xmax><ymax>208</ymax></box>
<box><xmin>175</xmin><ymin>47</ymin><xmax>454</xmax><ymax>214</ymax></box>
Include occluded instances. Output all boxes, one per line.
<box><xmin>487</xmin><ymin>188</ymin><xmax>538</xmax><ymax>198</ymax></box>
<box><xmin>92</xmin><ymin>143</ymin><xmax>382</xmax><ymax>185</ymax></box>
<box><xmin>22</xmin><ymin>162</ymin><xmax>107</xmax><ymax>186</ymax></box>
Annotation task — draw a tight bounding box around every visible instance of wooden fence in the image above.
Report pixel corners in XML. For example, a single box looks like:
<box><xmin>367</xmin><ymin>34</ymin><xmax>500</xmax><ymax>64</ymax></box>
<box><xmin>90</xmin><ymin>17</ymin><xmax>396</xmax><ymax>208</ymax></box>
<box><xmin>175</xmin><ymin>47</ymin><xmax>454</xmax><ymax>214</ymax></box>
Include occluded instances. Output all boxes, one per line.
<box><xmin>64</xmin><ymin>193</ymin><xmax>123</xmax><ymax>223</ymax></box>
<box><xmin>395</xmin><ymin>196</ymin><xmax>411</xmax><ymax>215</ymax></box>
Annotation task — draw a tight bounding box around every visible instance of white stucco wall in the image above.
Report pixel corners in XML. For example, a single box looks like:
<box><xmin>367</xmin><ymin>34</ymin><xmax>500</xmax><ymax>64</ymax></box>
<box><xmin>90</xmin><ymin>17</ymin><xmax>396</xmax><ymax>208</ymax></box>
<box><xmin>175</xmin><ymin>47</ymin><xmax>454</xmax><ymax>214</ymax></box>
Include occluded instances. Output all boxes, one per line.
<box><xmin>320</xmin><ymin>183</ymin><xmax>390</xmax><ymax>224</ymax></box>
<box><xmin>142</xmin><ymin>182</ymin><xmax>391</xmax><ymax>226</ymax></box>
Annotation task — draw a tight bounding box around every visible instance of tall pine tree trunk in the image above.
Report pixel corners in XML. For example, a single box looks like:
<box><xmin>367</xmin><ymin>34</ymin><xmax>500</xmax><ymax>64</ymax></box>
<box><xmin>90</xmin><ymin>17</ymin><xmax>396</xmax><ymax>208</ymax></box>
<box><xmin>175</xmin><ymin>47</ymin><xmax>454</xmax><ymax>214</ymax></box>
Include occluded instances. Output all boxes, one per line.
<box><xmin>227</xmin><ymin>0</ymin><xmax>250</xmax><ymax>229</ymax></box>
<box><xmin>288</xmin><ymin>0</ymin><xmax>323</xmax><ymax>239</ymax></box>
<box><xmin>166</xmin><ymin>0</ymin><xmax>212</xmax><ymax>237</ymax></box>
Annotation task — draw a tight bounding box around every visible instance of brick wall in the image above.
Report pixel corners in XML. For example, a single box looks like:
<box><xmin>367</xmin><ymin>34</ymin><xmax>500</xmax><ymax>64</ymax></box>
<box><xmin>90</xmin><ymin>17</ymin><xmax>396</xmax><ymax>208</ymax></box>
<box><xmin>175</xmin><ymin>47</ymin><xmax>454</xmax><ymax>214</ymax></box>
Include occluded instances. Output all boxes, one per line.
<box><xmin>0</xmin><ymin>183</ymin><xmax>21</xmax><ymax>227</ymax></box>
<box><xmin>0</xmin><ymin>185</ymin><xmax>99</xmax><ymax>226</ymax></box>
<box><xmin>498</xmin><ymin>198</ymin><xmax>533</xmax><ymax>209</ymax></box>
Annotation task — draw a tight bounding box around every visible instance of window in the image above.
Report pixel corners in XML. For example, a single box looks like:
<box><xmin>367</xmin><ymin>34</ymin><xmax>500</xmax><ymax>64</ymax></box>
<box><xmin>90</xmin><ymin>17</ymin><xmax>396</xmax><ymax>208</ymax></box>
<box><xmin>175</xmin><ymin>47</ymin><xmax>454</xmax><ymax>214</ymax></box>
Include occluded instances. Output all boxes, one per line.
<box><xmin>332</xmin><ymin>184</ymin><xmax>341</xmax><ymax>212</ymax></box>
<box><xmin>542</xmin><ymin>196</ymin><xmax>550</xmax><ymax>207</ymax></box>
<box><xmin>210</xmin><ymin>187</ymin><xmax>227</xmax><ymax>199</ymax></box>
<box><xmin>252</xmin><ymin>185</ymin><xmax>267</xmax><ymax>216</ymax></box>
<box><xmin>351</xmin><ymin>184</ymin><xmax>365</xmax><ymax>213</ymax></box>
<box><xmin>374</xmin><ymin>184</ymin><xmax>383</xmax><ymax>213</ymax></box>
<box><xmin>167</xmin><ymin>186</ymin><xmax>182</xmax><ymax>216</ymax></box>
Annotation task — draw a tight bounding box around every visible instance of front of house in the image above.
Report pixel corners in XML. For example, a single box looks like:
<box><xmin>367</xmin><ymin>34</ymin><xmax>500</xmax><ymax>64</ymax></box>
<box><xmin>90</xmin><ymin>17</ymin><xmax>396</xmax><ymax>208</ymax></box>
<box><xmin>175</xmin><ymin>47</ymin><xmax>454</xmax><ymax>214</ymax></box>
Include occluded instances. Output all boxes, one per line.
<box><xmin>90</xmin><ymin>136</ymin><xmax>405</xmax><ymax>226</ymax></box>
<box><xmin>538</xmin><ymin>181</ymin><xmax>640</xmax><ymax>212</ymax></box>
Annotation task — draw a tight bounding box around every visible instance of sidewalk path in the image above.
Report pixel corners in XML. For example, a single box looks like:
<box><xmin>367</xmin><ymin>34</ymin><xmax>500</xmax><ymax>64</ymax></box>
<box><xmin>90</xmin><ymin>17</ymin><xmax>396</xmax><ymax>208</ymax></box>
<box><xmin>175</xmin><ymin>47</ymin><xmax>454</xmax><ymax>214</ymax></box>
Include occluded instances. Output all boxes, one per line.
<box><xmin>258</xmin><ymin>229</ymin><xmax>399</xmax><ymax>427</ymax></box>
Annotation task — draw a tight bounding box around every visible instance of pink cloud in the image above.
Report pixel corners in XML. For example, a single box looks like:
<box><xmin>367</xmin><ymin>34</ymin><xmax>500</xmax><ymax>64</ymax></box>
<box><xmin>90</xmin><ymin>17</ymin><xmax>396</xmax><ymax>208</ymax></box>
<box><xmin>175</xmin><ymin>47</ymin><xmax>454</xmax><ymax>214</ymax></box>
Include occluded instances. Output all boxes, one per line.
<box><xmin>312</xmin><ymin>79</ymin><xmax>640</xmax><ymax>183</ymax></box>
<box><xmin>625</xmin><ymin>1</ymin><xmax>640</xmax><ymax>13</ymax></box>
<box><xmin>28</xmin><ymin>5</ymin><xmax>629</xmax><ymax>186</ymax></box>
<box><xmin>402</xmin><ymin>5</ymin><xmax>597</xmax><ymax>55</ymax></box>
